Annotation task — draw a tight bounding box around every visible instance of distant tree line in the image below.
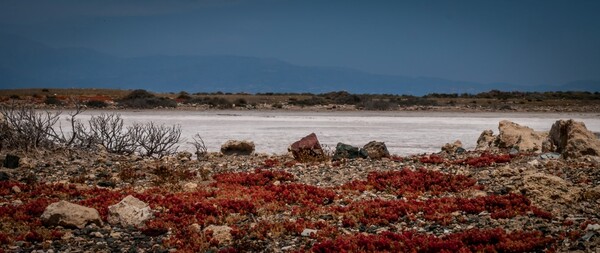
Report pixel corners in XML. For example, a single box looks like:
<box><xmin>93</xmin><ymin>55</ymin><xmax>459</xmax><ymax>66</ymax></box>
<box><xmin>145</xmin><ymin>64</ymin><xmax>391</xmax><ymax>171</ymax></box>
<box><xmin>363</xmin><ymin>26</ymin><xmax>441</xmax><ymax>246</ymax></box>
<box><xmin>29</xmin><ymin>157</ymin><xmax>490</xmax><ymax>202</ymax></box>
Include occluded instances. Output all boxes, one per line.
<box><xmin>425</xmin><ymin>90</ymin><xmax>600</xmax><ymax>100</ymax></box>
<box><xmin>7</xmin><ymin>89</ymin><xmax>599</xmax><ymax>110</ymax></box>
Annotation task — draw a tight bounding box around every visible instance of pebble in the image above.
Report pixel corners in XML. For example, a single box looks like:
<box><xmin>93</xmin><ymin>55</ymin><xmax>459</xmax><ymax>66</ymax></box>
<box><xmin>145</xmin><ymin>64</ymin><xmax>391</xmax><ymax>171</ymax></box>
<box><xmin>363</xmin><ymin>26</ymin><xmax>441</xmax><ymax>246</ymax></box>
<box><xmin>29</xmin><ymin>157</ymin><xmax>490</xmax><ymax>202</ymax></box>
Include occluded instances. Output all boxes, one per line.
<box><xmin>301</xmin><ymin>229</ymin><xmax>318</xmax><ymax>237</ymax></box>
<box><xmin>90</xmin><ymin>232</ymin><xmax>104</xmax><ymax>238</ymax></box>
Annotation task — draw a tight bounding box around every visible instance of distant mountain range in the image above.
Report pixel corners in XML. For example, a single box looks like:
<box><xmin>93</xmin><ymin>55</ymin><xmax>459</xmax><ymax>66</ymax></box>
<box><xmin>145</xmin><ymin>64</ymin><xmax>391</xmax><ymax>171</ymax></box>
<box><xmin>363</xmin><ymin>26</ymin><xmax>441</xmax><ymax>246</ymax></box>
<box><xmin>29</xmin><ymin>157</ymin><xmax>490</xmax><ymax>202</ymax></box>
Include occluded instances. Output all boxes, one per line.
<box><xmin>1</xmin><ymin>33</ymin><xmax>599</xmax><ymax>95</ymax></box>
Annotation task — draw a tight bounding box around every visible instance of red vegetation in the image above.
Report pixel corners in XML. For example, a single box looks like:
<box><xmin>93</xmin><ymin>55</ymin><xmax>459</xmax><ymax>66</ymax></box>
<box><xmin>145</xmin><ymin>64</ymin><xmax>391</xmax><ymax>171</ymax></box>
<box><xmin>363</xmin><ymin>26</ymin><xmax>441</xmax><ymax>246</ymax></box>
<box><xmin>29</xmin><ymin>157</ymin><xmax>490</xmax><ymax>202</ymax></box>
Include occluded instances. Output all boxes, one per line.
<box><xmin>263</xmin><ymin>159</ymin><xmax>280</xmax><ymax>168</ymax></box>
<box><xmin>419</xmin><ymin>152</ymin><xmax>512</xmax><ymax>168</ymax></box>
<box><xmin>0</xmin><ymin>168</ymin><xmax>560</xmax><ymax>252</ymax></box>
<box><xmin>334</xmin><ymin>193</ymin><xmax>551</xmax><ymax>227</ymax></box>
<box><xmin>420</xmin><ymin>155</ymin><xmax>446</xmax><ymax>164</ymax></box>
<box><xmin>342</xmin><ymin>168</ymin><xmax>480</xmax><ymax>196</ymax></box>
<box><xmin>212</xmin><ymin>169</ymin><xmax>295</xmax><ymax>186</ymax></box>
<box><xmin>312</xmin><ymin>229</ymin><xmax>554</xmax><ymax>253</ymax></box>
<box><xmin>454</xmin><ymin>153</ymin><xmax>512</xmax><ymax>168</ymax></box>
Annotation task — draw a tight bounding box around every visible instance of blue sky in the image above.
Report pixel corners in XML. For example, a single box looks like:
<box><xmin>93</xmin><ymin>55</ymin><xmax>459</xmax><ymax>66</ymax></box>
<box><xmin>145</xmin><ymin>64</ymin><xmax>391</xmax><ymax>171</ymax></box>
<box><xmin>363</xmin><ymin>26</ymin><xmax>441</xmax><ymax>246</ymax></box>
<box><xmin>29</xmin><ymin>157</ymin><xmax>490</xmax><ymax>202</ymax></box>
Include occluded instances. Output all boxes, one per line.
<box><xmin>1</xmin><ymin>0</ymin><xmax>599</xmax><ymax>86</ymax></box>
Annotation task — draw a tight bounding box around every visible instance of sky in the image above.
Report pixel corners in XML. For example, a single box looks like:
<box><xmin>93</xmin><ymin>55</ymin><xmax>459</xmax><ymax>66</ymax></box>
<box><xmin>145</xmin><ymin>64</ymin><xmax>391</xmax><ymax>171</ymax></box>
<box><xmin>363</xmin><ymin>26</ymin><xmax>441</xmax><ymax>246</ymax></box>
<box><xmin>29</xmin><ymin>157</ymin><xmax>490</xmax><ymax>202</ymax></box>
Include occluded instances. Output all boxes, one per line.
<box><xmin>0</xmin><ymin>0</ymin><xmax>599</xmax><ymax>86</ymax></box>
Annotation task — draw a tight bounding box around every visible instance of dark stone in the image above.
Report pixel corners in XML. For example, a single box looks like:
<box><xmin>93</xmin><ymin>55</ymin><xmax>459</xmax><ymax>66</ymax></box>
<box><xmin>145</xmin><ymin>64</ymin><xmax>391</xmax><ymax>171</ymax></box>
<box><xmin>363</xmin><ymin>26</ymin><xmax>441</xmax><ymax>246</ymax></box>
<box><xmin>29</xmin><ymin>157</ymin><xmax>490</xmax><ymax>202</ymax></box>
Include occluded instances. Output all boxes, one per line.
<box><xmin>97</xmin><ymin>181</ymin><xmax>116</xmax><ymax>188</ymax></box>
<box><xmin>361</xmin><ymin>141</ymin><xmax>390</xmax><ymax>159</ymax></box>
<box><xmin>318</xmin><ymin>214</ymin><xmax>334</xmax><ymax>220</ymax></box>
<box><xmin>288</xmin><ymin>133</ymin><xmax>326</xmax><ymax>162</ymax></box>
<box><xmin>332</xmin><ymin>142</ymin><xmax>368</xmax><ymax>160</ymax></box>
<box><xmin>0</xmin><ymin>171</ymin><xmax>9</xmax><ymax>181</ymax></box>
<box><xmin>3</xmin><ymin>154</ymin><xmax>20</xmax><ymax>168</ymax></box>
<box><xmin>455</xmin><ymin>147</ymin><xmax>466</xmax><ymax>154</ymax></box>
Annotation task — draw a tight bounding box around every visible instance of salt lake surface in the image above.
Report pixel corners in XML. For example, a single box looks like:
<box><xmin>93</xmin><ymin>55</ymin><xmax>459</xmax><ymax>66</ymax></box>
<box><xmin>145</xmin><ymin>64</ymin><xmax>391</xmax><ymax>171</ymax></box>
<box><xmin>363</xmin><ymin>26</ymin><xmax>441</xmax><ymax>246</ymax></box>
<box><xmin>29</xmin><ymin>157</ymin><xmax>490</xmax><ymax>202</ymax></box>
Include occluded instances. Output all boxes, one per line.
<box><xmin>68</xmin><ymin>110</ymin><xmax>600</xmax><ymax>156</ymax></box>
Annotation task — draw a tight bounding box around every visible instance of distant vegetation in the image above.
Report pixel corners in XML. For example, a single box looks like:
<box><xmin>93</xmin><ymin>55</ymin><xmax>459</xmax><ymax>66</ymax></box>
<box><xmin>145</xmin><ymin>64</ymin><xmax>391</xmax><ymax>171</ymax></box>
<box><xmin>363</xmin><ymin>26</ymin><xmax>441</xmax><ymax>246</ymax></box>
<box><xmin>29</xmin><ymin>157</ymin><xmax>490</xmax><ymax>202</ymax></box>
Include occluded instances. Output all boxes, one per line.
<box><xmin>117</xmin><ymin>89</ymin><xmax>177</xmax><ymax>109</ymax></box>
<box><xmin>425</xmin><ymin>90</ymin><xmax>600</xmax><ymax>100</ymax></box>
<box><xmin>1</xmin><ymin>88</ymin><xmax>599</xmax><ymax>111</ymax></box>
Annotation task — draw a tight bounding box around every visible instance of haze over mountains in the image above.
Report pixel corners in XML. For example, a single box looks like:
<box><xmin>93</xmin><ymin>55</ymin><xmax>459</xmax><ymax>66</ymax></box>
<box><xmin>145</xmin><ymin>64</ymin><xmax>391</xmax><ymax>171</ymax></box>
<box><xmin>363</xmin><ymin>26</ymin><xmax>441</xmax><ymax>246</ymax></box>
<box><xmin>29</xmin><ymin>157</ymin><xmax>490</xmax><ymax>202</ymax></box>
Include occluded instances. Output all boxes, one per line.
<box><xmin>1</xmin><ymin>34</ymin><xmax>599</xmax><ymax>95</ymax></box>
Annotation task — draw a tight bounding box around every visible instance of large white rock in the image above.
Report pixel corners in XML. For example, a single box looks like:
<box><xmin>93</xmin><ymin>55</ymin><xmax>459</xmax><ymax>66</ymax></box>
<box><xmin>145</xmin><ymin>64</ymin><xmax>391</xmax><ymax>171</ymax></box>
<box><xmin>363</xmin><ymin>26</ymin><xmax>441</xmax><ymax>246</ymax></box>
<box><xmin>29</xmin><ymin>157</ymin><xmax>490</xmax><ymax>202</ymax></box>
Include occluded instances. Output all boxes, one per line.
<box><xmin>549</xmin><ymin>119</ymin><xmax>600</xmax><ymax>158</ymax></box>
<box><xmin>496</xmin><ymin>120</ymin><xmax>546</xmax><ymax>153</ymax></box>
<box><xmin>107</xmin><ymin>195</ymin><xmax>153</xmax><ymax>227</ymax></box>
<box><xmin>41</xmin><ymin>201</ymin><xmax>102</xmax><ymax>229</ymax></box>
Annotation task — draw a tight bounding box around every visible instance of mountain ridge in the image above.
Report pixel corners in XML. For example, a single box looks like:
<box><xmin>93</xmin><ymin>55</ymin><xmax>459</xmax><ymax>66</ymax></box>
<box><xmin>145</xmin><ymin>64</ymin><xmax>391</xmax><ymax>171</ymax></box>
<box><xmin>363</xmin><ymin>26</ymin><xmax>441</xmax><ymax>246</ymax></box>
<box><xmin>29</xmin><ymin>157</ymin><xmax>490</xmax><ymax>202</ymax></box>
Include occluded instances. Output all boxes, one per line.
<box><xmin>1</xmin><ymin>34</ymin><xmax>598</xmax><ymax>95</ymax></box>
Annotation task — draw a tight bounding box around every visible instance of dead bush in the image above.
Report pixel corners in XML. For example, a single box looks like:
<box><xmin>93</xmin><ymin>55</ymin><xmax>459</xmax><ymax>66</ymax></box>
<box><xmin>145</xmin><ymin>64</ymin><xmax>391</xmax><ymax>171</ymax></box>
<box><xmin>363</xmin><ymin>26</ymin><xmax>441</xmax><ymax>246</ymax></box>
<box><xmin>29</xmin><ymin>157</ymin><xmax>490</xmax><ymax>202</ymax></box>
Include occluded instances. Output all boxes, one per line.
<box><xmin>132</xmin><ymin>122</ymin><xmax>182</xmax><ymax>158</ymax></box>
<box><xmin>0</xmin><ymin>105</ymin><xmax>60</xmax><ymax>151</ymax></box>
<box><xmin>88</xmin><ymin>113</ymin><xmax>136</xmax><ymax>155</ymax></box>
<box><xmin>190</xmin><ymin>133</ymin><xmax>207</xmax><ymax>160</ymax></box>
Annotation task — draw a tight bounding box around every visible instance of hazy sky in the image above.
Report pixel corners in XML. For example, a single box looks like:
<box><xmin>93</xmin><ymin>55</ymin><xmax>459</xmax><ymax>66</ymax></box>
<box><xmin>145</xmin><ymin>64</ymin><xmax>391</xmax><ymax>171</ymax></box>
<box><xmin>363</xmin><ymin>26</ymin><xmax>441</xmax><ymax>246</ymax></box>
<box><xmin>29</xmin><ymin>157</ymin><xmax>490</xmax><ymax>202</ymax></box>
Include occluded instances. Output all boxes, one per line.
<box><xmin>1</xmin><ymin>0</ymin><xmax>599</xmax><ymax>85</ymax></box>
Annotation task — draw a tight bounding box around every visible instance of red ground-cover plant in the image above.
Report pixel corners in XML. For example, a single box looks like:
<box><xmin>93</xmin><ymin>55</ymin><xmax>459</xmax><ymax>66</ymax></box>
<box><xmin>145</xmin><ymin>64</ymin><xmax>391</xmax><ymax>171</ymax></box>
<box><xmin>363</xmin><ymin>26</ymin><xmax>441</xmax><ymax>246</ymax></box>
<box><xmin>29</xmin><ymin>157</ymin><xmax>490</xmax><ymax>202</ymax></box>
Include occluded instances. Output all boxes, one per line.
<box><xmin>341</xmin><ymin>168</ymin><xmax>480</xmax><ymax>196</ymax></box>
<box><xmin>0</xmin><ymin>181</ymin><xmax>133</xmax><ymax>245</ymax></box>
<box><xmin>453</xmin><ymin>153</ymin><xmax>512</xmax><ymax>168</ymax></box>
<box><xmin>334</xmin><ymin>193</ymin><xmax>551</xmax><ymax>228</ymax></box>
<box><xmin>263</xmin><ymin>159</ymin><xmax>280</xmax><ymax>168</ymax></box>
<box><xmin>270</xmin><ymin>184</ymin><xmax>336</xmax><ymax>206</ymax></box>
<box><xmin>0</xmin><ymin>168</ymin><xmax>557</xmax><ymax>252</ymax></box>
<box><xmin>311</xmin><ymin>228</ymin><xmax>554</xmax><ymax>253</ymax></box>
<box><xmin>419</xmin><ymin>154</ymin><xmax>446</xmax><ymax>164</ymax></box>
<box><xmin>212</xmin><ymin>169</ymin><xmax>296</xmax><ymax>186</ymax></box>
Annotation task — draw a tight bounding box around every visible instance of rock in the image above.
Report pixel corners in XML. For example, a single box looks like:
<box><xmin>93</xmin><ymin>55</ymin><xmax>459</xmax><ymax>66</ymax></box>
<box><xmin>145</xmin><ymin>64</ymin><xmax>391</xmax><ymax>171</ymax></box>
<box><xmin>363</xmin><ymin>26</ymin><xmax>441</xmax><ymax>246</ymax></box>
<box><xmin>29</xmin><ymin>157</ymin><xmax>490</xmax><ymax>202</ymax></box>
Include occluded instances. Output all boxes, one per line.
<box><xmin>108</xmin><ymin>195</ymin><xmax>153</xmax><ymax>227</ymax></box>
<box><xmin>332</xmin><ymin>143</ymin><xmax>367</xmax><ymax>160</ymax></box>
<box><xmin>301</xmin><ymin>228</ymin><xmax>318</xmax><ymax>237</ymax></box>
<box><xmin>177</xmin><ymin>151</ymin><xmax>193</xmax><ymax>161</ymax></box>
<box><xmin>495</xmin><ymin>120</ymin><xmax>546</xmax><ymax>153</ymax></box>
<box><xmin>97</xmin><ymin>181</ymin><xmax>116</xmax><ymax>188</ymax></box>
<box><xmin>527</xmin><ymin>159</ymin><xmax>540</xmax><ymax>166</ymax></box>
<box><xmin>203</xmin><ymin>225</ymin><xmax>232</xmax><ymax>244</ymax></box>
<box><xmin>183</xmin><ymin>182</ymin><xmax>198</xmax><ymax>192</ymax></box>
<box><xmin>11</xmin><ymin>186</ymin><xmax>21</xmax><ymax>193</ymax></box>
<box><xmin>289</xmin><ymin>133</ymin><xmax>326</xmax><ymax>162</ymax></box>
<box><xmin>586</xmin><ymin>224</ymin><xmax>600</xmax><ymax>231</ymax></box>
<box><xmin>542</xmin><ymin>140</ymin><xmax>554</xmax><ymax>153</ymax></box>
<box><xmin>583</xmin><ymin>186</ymin><xmax>600</xmax><ymax>201</ymax></box>
<box><xmin>61</xmin><ymin>231</ymin><xmax>74</xmax><ymax>240</ymax></box>
<box><xmin>189</xmin><ymin>223</ymin><xmax>202</xmax><ymax>233</ymax></box>
<box><xmin>110</xmin><ymin>231</ymin><xmax>122</xmax><ymax>239</ymax></box>
<box><xmin>0</xmin><ymin>171</ymin><xmax>9</xmax><ymax>181</ymax></box>
<box><xmin>220</xmin><ymin>140</ymin><xmax>255</xmax><ymax>155</ymax></box>
<box><xmin>17</xmin><ymin>157</ymin><xmax>33</xmax><ymax>169</ymax></box>
<box><xmin>3</xmin><ymin>154</ymin><xmax>20</xmax><ymax>168</ymax></box>
<box><xmin>523</xmin><ymin>172</ymin><xmax>582</xmax><ymax>207</ymax></box>
<box><xmin>549</xmin><ymin>119</ymin><xmax>600</xmax><ymax>158</ymax></box>
<box><xmin>539</xmin><ymin>152</ymin><xmax>561</xmax><ymax>160</ymax></box>
<box><xmin>90</xmin><ymin>231</ymin><xmax>104</xmax><ymax>238</ymax></box>
<box><xmin>475</xmin><ymin>130</ymin><xmax>495</xmax><ymax>151</ymax></box>
<box><xmin>442</xmin><ymin>140</ymin><xmax>463</xmax><ymax>154</ymax></box>
<box><xmin>41</xmin><ymin>201</ymin><xmax>103</xmax><ymax>229</ymax></box>
<box><xmin>362</xmin><ymin>141</ymin><xmax>390</xmax><ymax>159</ymax></box>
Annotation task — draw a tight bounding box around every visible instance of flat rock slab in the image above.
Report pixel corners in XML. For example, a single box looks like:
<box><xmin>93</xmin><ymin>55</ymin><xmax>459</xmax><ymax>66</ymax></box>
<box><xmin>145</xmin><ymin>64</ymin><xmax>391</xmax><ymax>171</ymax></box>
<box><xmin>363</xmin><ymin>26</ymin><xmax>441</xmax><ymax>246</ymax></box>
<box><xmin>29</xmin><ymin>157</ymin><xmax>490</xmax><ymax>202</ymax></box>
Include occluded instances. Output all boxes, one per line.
<box><xmin>41</xmin><ymin>201</ymin><xmax>102</xmax><ymax>229</ymax></box>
